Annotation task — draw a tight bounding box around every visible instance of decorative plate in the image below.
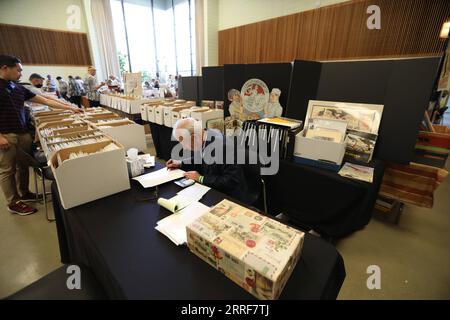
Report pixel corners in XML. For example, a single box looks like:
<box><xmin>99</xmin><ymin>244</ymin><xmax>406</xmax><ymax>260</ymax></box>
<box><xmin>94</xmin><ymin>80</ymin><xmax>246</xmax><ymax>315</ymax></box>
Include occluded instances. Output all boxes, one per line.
<box><xmin>240</xmin><ymin>79</ymin><xmax>269</xmax><ymax>113</ymax></box>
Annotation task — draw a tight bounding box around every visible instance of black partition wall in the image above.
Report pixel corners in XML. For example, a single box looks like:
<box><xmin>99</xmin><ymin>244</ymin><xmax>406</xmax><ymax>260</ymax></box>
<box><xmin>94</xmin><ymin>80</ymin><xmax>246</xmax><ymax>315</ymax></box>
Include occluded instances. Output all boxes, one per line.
<box><xmin>285</xmin><ymin>60</ymin><xmax>322</xmax><ymax>121</ymax></box>
<box><xmin>193</xmin><ymin>57</ymin><xmax>439</xmax><ymax>164</ymax></box>
<box><xmin>286</xmin><ymin>57</ymin><xmax>440</xmax><ymax>164</ymax></box>
<box><xmin>178</xmin><ymin>76</ymin><xmax>202</xmax><ymax>105</ymax></box>
<box><xmin>202</xmin><ymin>66</ymin><xmax>224</xmax><ymax>101</ymax></box>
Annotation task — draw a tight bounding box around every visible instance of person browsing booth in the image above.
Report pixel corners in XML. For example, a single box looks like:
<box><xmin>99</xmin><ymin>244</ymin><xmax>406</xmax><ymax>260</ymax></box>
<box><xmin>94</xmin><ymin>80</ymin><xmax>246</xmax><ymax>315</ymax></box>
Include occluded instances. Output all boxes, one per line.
<box><xmin>166</xmin><ymin>118</ymin><xmax>248</xmax><ymax>202</ymax></box>
<box><xmin>0</xmin><ymin>55</ymin><xmax>82</xmax><ymax>216</ymax></box>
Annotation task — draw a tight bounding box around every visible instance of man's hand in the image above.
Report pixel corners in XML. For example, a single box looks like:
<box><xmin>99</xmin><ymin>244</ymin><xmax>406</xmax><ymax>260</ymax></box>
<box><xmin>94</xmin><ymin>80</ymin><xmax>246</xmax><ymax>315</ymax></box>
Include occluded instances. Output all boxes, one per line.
<box><xmin>0</xmin><ymin>135</ymin><xmax>11</xmax><ymax>151</ymax></box>
<box><xmin>184</xmin><ymin>171</ymin><xmax>201</xmax><ymax>182</ymax></box>
<box><xmin>31</xmin><ymin>95</ymin><xmax>83</xmax><ymax>113</ymax></box>
<box><xmin>166</xmin><ymin>159</ymin><xmax>181</xmax><ymax>170</ymax></box>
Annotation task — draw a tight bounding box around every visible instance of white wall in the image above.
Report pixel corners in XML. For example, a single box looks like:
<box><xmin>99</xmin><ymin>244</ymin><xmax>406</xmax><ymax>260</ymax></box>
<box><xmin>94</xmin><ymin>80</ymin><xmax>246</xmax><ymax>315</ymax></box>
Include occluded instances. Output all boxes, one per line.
<box><xmin>204</xmin><ymin>0</ymin><xmax>219</xmax><ymax>66</ymax></box>
<box><xmin>218</xmin><ymin>0</ymin><xmax>350</xmax><ymax>30</ymax></box>
<box><xmin>0</xmin><ymin>0</ymin><xmax>92</xmax><ymax>81</ymax></box>
<box><xmin>0</xmin><ymin>0</ymin><xmax>88</xmax><ymax>32</ymax></box>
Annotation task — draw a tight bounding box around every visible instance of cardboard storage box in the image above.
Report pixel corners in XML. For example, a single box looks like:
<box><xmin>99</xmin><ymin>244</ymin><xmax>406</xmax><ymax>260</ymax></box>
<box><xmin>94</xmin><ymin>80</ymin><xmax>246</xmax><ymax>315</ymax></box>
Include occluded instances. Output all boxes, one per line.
<box><xmin>180</xmin><ymin>106</ymin><xmax>209</xmax><ymax>120</ymax></box>
<box><xmin>179</xmin><ymin>108</ymin><xmax>191</xmax><ymax>120</ymax></box>
<box><xmin>141</xmin><ymin>104</ymin><xmax>148</xmax><ymax>121</ymax></box>
<box><xmin>50</xmin><ymin>140</ymin><xmax>130</xmax><ymax>209</ymax></box>
<box><xmin>94</xmin><ymin>120</ymin><xmax>147</xmax><ymax>152</ymax></box>
<box><xmin>294</xmin><ymin>129</ymin><xmax>346</xmax><ymax>166</ymax></box>
<box><xmin>163</xmin><ymin>105</ymin><xmax>176</xmax><ymax>127</ymax></box>
<box><xmin>171</xmin><ymin>106</ymin><xmax>192</xmax><ymax>127</ymax></box>
<box><xmin>35</xmin><ymin>113</ymin><xmax>74</xmax><ymax>126</ymax></box>
<box><xmin>141</xmin><ymin>100</ymin><xmax>162</xmax><ymax>122</ymax></box>
<box><xmin>155</xmin><ymin>104</ymin><xmax>169</xmax><ymax>125</ymax></box>
<box><xmin>147</xmin><ymin>104</ymin><xmax>158</xmax><ymax>123</ymax></box>
<box><xmin>187</xmin><ymin>199</ymin><xmax>304</xmax><ymax>300</ymax></box>
<box><xmin>38</xmin><ymin>121</ymin><xmax>88</xmax><ymax>143</ymax></box>
<box><xmin>191</xmin><ymin>109</ymin><xmax>224</xmax><ymax>128</ymax></box>
<box><xmin>42</xmin><ymin>129</ymin><xmax>105</xmax><ymax>157</ymax></box>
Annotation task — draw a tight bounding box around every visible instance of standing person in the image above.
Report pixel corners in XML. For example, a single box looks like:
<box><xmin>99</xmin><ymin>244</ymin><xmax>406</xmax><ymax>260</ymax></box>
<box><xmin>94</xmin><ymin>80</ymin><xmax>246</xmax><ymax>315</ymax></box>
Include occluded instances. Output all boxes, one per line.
<box><xmin>56</xmin><ymin>76</ymin><xmax>69</xmax><ymax>101</ymax></box>
<box><xmin>67</xmin><ymin>75</ymin><xmax>83</xmax><ymax>108</ymax></box>
<box><xmin>45</xmin><ymin>74</ymin><xmax>57</xmax><ymax>92</ymax></box>
<box><xmin>174</xmin><ymin>75</ymin><xmax>179</xmax><ymax>97</ymax></box>
<box><xmin>75</xmin><ymin>76</ymin><xmax>84</xmax><ymax>87</ymax></box>
<box><xmin>84</xmin><ymin>66</ymin><xmax>105</xmax><ymax>108</ymax></box>
<box><xmin>0</xmin><ymin>55</ymin><xmax>81</xmax><ymax>215</ymax></box>
<box><xmin>23</xmin><ymin>73</ymin><xmax>72</xmax><ymax>105</ymax></box>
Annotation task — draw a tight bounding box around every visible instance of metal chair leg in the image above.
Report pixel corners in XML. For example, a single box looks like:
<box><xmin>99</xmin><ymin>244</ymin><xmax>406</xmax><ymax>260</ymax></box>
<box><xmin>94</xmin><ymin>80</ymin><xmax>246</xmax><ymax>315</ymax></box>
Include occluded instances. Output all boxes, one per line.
<box><xmin>38</xmin><ymin>168</ymin><xmax>54</xmax><ymax>222</ymax></box>
<box><xmin>261</xmin><ymin>178</ymin><xmax>268</xmax><ymax>215</ymax></box>
<box><xmin>33</xmin><ymin>169</ymin><xmax>39</xmax><ymax>200</ymax></box>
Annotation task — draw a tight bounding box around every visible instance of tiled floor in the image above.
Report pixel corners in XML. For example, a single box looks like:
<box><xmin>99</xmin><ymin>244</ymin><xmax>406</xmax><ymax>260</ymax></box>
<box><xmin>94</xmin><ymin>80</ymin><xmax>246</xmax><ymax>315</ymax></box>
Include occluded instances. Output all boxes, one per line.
<box><xmin>0</xmin><ymin>134</ymin><xmax>449</xmax><ymax>299</ymax></box>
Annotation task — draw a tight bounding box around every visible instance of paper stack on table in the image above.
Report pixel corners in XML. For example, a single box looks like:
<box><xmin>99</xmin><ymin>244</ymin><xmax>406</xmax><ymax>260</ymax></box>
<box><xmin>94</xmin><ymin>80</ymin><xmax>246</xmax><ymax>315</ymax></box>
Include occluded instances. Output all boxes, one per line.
<box><xmin>132</xmin><ymin>168</ymin><xmax>184</xmax><ymax>188</ymax></box>
<box><xmin>177</xmin><ymin>183</ymin><xmax>211</xmax><ymax>201</ymax></box>
<box><xmin>338</xmin><ymin>162</ymin><xmax>374</xmax><ymax>183</ymax></box>
<box><xmin>155</xmin><ymin>202</ymin><xmax>210</xmax><ymax>245</ymax></box>
<box><xmin>155</xmin><ymin>183</ymin><xmax>211</xmax><ymax>245</ymax></box>
<box><xmin>157</xmin><ymin>194</ymin><xmax>197</xmax><ymax>213</ymax></box>
<box><xmin>138</xmin><ymin>154</ymin><xmax>155</xmax><ymax>168</ymax></box>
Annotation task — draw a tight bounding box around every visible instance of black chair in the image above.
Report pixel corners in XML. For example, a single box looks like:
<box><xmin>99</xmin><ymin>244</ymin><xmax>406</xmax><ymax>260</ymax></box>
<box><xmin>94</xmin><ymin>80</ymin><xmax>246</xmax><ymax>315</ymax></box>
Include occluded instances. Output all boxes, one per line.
<box><xmin>5</xmin><ymin>265</ymin><xmax>107</xmax><ymax>300</ymax></box>
<box><xmin>19</xmin><ymin>146</ymin><xmax>55</xmax><ymax>221</ymax></box>
<box><xmin>33</xmin><ymin>149</ymin><xmax>55</xmax><ymax>221</ymax></box>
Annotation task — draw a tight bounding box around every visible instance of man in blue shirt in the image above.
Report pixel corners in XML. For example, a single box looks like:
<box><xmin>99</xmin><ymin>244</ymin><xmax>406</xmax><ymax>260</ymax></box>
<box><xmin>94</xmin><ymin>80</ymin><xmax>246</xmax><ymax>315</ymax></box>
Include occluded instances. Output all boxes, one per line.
<box><xmin>0</xmin><ymin>55</ymin><xmax>81</xmax><ymax>215</ymax></box>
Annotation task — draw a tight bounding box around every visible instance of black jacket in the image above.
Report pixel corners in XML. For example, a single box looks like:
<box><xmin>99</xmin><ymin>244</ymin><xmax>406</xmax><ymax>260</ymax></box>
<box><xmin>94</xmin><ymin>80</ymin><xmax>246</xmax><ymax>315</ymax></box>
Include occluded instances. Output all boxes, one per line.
<box><xmin>180</xmin><ymin>132</ymin><xmax>248</xmax><ymax>202</ymax></box>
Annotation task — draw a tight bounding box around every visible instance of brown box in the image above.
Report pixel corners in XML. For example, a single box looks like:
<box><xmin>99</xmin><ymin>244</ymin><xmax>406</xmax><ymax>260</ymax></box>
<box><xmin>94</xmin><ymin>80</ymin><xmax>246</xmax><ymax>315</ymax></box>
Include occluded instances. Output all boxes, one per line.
<box><xmin>187</xmin><ymin>199</ymin><xmax>304</xmax><ymax>300</ymax></box>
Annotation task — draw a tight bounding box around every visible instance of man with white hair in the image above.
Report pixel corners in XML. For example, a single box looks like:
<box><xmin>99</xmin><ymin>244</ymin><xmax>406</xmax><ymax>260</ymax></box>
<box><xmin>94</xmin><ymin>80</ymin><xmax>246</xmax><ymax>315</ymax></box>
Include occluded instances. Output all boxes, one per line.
<box><xmin>166</xmin><ymin>118</ymin><xmax>248</xmax><ymax>201</ymax></box>
<box><xmin>263</xmin><ymin>88</ymin><xmax>283</xmax><ymax>117</ymax></box>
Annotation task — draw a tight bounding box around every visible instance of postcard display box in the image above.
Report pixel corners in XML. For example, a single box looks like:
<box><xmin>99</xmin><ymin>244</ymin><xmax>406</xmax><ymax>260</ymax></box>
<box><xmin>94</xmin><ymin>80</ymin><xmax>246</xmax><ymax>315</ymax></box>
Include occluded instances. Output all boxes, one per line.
<box><xmin>187</xmin><ymin>199</ymin><xmax>305</xmax><ymax>300</ymax></box>
<box><xmin>191</xmin><ymin>109</ymin><xmax>224</xmax><ymax>129</ymax></box>
<box><xmin>50</xmin><ymin>140</ymin><xmax>130</xmax><ymax>209</ymax></box>
<box><xmin>92</xmin><ymin>120</ymin><xmax>147</xmax><ymax>152</ymax></box>
<box><xmin>294</xmin><ymin>100</ymin><xmax>384</xmax><ymax>171</ymax></box>
<box><xmin>141</xmin><ymin>100</ymin><xmax>163</xmax><ymax>122</ymax></box>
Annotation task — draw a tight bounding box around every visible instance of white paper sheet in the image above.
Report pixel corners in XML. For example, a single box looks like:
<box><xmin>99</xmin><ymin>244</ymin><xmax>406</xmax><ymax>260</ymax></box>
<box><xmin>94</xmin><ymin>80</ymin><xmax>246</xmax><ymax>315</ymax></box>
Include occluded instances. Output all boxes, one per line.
<box><xmin>132</xmin><ymin>168</ymin><xmax>185</xmax><ymax>188</ymax></box>
<box><xmin>155</xmin><ymin>201</ymin><xmax>210</xmax><ymax>245</ymax></box>
<box><xmin>137</xmin><ymin>154</ymin><xmax>155</xmax><ymax>168</ymax></box>
<box><xmin>176</xmin><ymin>183</ymin><xmax>211</xmax><ymax>201</ymax></box>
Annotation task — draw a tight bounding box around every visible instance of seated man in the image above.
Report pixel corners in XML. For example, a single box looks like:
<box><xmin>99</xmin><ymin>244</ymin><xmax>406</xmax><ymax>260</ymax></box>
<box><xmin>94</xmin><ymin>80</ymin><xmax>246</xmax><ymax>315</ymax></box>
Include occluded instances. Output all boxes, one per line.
<box><xmin>166</xmin><ymin>118</ymin><xmax>248</xmax><ymax>202</ymax></box>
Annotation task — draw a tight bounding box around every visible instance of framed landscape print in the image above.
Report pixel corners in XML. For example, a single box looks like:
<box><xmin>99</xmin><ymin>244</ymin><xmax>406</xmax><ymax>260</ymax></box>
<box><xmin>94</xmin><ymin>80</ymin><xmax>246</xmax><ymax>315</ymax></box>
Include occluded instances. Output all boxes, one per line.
<box><xmin>305</xmin><ymin>100</ymin><xmax>384</xmax><ymax>134</ymax></box>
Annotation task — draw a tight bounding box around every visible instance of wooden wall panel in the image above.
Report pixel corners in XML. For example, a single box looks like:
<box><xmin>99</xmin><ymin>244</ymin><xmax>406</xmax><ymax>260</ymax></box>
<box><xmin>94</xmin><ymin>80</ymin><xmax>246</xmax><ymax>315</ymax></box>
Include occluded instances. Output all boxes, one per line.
<box><xmin>219</xmin><ymin>0</ymin><xmax>450</xmax><ymax>65</ymax></box>
<box><xmin>0</xmin><ymin>24</ymin><xmax>92</xmax><ymax>66</ymax></box>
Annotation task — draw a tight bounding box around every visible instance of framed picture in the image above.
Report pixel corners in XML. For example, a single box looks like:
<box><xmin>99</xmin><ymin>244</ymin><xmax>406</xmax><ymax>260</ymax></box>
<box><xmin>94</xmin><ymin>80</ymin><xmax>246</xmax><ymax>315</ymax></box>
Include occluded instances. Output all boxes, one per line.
<box><xmin>305</xmin><ymin>100</ymin><xmax>384</xmax><ymax>134</ymax></box>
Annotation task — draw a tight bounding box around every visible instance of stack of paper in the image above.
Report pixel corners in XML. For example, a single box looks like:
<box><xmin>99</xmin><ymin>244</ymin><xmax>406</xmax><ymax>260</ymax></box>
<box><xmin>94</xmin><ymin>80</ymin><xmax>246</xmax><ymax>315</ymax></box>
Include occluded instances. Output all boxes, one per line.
<box><xmin>138</xmin><ymin>154</ymin><xmax>155</xmax><ymax>168</ymax></box>
<box><xmin>155</xmin><ymin>202</ymin><xmax>210</xmax><ymax>245</ymax></box>
<box><xmin>157</xmin><ymin>194</ymin><xmax>197</xmax><ymax>213</ymax></box>
<box><xmin>338</xmin><ymin>162</ymin><xmax>374</xmax><ymax>183</ymax></box>
<box><xmin>132</xmin><ymin>168</ymin><xmax>185</xmax><ymax>188</ymax></box>
<box><xmin>177</xmin><ymin>183</ymin><xmax>211</xmax><ymax>201</ymax></box>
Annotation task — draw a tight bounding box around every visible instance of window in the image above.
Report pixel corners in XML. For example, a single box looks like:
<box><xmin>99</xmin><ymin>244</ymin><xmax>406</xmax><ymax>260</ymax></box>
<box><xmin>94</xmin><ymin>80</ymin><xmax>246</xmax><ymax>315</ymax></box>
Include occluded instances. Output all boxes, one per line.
<box><xmin>110</xmin><ymin>0</ymin><xmax>130</xmax><ymax>73</ymax></box>
<box><xmin>110</xmin><ymin>0</ymin><xmax>196</xmax><ymax>82</ymax></box>
<box><xmin>123</xmin><ymin>1</ymin><xmax>156</xmax><ymax>78</ymax></box>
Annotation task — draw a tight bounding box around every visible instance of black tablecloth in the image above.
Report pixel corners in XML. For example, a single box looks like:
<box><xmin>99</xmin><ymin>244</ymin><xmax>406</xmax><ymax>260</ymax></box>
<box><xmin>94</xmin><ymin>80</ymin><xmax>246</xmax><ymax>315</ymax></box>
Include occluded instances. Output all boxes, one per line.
<box><xmin>52</xmin><ymin>164</ymin><xmax>345</xmax><ymax>300</ymax></box>
<box><xmin>266</xmin><ymin>159</ymin><xmax>385</xmax><ymax>238</ymax></box>
<box><xmin>147</xmin><ymin>123</ymin><xmax>385</xmax><ymax>237</ymax></box>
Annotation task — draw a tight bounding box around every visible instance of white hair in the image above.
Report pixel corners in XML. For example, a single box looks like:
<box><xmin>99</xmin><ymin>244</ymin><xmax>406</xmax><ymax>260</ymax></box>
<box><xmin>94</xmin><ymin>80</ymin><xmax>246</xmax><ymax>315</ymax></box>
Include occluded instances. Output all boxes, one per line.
<box><xmin>172</xmin><ymin>117</ymin><xmax>200</xmax><ymax>143</ymax></box>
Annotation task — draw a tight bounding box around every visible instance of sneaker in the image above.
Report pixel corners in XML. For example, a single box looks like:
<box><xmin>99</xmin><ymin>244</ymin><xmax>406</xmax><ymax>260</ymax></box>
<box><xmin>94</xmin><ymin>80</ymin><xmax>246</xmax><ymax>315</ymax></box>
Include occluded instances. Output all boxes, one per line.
<box><xmin>20</xmin><ymin>192</ymin><xmax>43</xmax><ymax>203</ymax></box>
<box><xmin>7</xmin><ymin>201</ymin><xmax>38</xmax><ymax>216</ymax></box>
